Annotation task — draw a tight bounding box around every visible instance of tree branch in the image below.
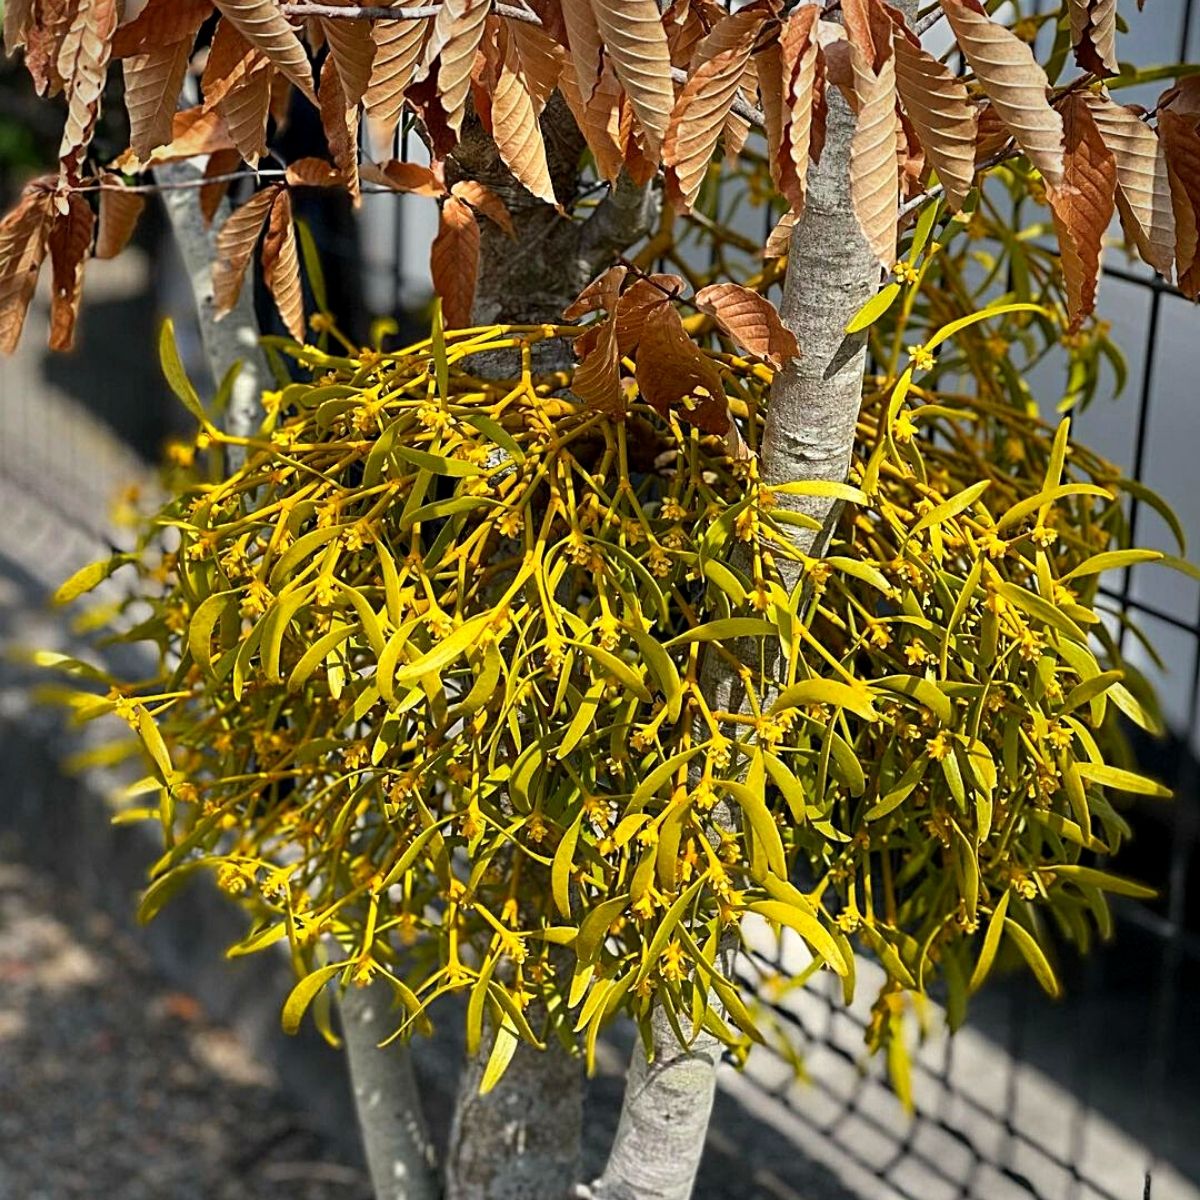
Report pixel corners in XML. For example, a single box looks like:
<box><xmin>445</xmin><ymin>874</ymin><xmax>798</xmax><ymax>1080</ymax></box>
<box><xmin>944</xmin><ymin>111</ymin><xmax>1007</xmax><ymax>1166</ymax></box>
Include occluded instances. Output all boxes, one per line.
<box><xmin>576</xmin><ymin>173</ymin><xmax>661</xmax><ymax>279</ymax></box>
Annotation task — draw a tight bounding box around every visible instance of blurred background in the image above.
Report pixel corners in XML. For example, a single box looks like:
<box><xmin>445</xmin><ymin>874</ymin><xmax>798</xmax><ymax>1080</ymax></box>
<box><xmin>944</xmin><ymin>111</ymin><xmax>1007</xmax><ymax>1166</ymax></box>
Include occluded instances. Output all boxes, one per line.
<box><xmin>1</xmin><ymin>1</ymin><xmax>1199</xmax><ymax>1198</ymax></box>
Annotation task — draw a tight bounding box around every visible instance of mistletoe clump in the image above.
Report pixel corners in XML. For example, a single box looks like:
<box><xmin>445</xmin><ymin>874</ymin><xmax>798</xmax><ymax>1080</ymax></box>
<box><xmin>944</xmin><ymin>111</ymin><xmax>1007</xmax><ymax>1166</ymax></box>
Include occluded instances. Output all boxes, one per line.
<box><xmin>51</xmin><ymin>299</ymin><xmax>1179</xmax><ymax>1081</ymax></box>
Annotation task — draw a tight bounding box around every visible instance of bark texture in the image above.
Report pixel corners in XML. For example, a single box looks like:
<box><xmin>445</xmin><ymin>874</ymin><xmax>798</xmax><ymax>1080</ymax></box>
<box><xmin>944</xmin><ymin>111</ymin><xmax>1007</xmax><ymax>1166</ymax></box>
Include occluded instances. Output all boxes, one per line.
<box><xmin>341</xmin><ymin>982</ymin><xmax>440</xmax><ymax>1200</ymax></box>
<box><xmin>154</xmin><ymin>159</ymin><xmax>271</xmax><ymax>442</ymax></box>
<box><xmin>588</xmin><ymin>1007</ymin><xmax>724</xmax><ymax>1200</ymax></box>
<box><xmin>443</xmin><ymin>102</ymin><xmax>656</xmax><ymax>1200</ymax></box>
<box><xmin>589</xmin><ymin>11</ymin><xmax>893</xmax><ymax>1198</ymax></box>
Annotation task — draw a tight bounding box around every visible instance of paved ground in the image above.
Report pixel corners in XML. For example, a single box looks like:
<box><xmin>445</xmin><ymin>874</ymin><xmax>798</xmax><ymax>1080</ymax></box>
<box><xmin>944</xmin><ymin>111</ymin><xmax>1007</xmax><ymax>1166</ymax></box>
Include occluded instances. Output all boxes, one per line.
<box><xmin>0</xmin><ymin>842</ymin><xmax>370</xmax><ymax>1200</ymax></box>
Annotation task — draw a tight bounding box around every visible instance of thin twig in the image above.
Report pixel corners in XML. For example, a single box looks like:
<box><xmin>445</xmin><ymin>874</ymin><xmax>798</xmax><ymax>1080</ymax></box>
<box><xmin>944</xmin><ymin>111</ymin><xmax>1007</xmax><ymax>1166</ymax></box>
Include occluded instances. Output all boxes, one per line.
<box><xmin>279</xmin><ymin>2</ymin><xmax>540</xmax><ymax>22</ymax></box>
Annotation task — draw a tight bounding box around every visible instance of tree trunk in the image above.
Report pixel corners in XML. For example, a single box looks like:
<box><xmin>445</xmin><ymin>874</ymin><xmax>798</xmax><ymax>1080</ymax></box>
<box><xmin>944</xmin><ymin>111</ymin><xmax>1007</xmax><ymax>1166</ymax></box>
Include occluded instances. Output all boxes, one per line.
<box><xmin>154</xmin><ymin>160</ymin><xmax>271</xmax><ymax>444</ymax></box>
<box><xmin>442</xmin><ymin>103</ymin><xmax>657</xmax><ymax>1200</ymax></box>
<box><xmin>589</xmin><ymin>12</ymin><xmax>885</xmax><ymax>1198</ymax></box>
<box><xmin>342</xmin><ymin>982</ymin><xmax>441</xmax><ymax>1200</ymax></box>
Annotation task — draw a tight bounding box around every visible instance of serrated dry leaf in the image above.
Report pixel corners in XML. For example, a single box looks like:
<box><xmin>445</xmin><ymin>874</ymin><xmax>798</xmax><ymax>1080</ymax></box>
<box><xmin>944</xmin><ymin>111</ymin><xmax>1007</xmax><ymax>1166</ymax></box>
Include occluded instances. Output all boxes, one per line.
<box><xmin>124</xmin><ymin>38</ymin><xmax>193</xmax><ymax>163</ymax></box>
<box><xmin>364</xmin><ymin>0</ymin><xmax>431</xmax><ymax>138</ymax></box>
<box><xmin>694</xmin><ymin>282</ymin><xmax>800</xmax><ymax>369</ymax></box>
<box><xmin>491</xmin><ymin>22</ymin><xmax>557</xmax><ymax>205</ymax></box>
<box><xmin>1047</xmin><ymin>94</ymin><xmax>1116</xmax><ymax>330</ymax></box>
<box><xmin>1069</xmin><ymin>0</ymin><xmax>1117</xmax><ymax>77</ymax></box>
<box><xmin>764</xmin><ymin>207</ymin><xmax>798</xmax><ymax>257</ymax></box>
<box><xmin>47</xmin><ymin>191</ymin><xmax>94</xmax><ymax>352</ymax></box>
<box><xmin>561</xmin><ymin>0</ymin><xmax>604</xmax><ymax>106</ymax></box>
<box><xmin>26</xmin><ymin>0</ymin><xmax>75</xmax><ymax>97</ymax></box>
<box><xmin>58</xmin><ymin>0</ymin><xmax>119</xmax><ymax>178</ymax></box>
<box><xmin>664</xmin><ymin>10</ymin><xmax>761</xmax><ymax>211</ymax></box>
<box><xmin>891</xmin><ymin>18</ymin><xmax>976</xmax><ymax>210</ymax></box>
<box><xmin>1085</xmin><ymin>94</ymin><xmax>1174</xmax><ymax>279</ymax></box>
<box><xmin>509</xmin><ymin>18</ymin><xmax>565</xmax><ymax>115</ymax></box>
<box><xmin>202</xmin><ymin>18</ymin><xmax>265</xmax><ymax>110</ymax></box>
<box><xmin>848</xmin><ymin>41</ymin><xmax>899</xmax><ymax>269</ymax></box>
<box><xmin>200</xmin><ymin>147</ymin><xmax>245</xmax><ymax>225</ymax></box>
<box><xmin>261</xmin><ymin>189</ymin><xmax>305</xmax><ymax>341</ymax></box>
<box><xmin>590</xmin><ymin>0</ymin><xmax>674</xmax><ymax>158</ymax></box>
<box><xmin>3</xmin><ymin>0</ymin><xmax>36</xmax><ymax>54</ymax></box>
<box><xmin>422</xmin><ymin>0</ymin><xmax>489</xmax><ymax>137</ymax></box>
<box><xmin>450</xmin><ymin>179</ymin><xmax>516</xmax><ymax>237</ymax></box>
<box><xmin>219</xmin><ymin>58</ymin><xmax>273</xmax><ymax>164</ymax></box>
<box><xmin>286</xmin><ymin>157</ymin><xmax>343</xmax><ymax>187</ymax></box>
<box><xmin>113</xmin><ymin>0</ymin><xmax>211</xmax><ymax>58</ymax></box>
<box><xmin>361</xmin><ymin>159</ymin><xmax>446</xmax><ymax>195</ymax></box>
<box><xmin>940</xmin><ymin>0</ymin><xmax>1064</xmax><ymax>189</ymax></box>
<box><xmin>758</xmin><ymin>5</ymin><xmax>820</xmax><ymax>216</ymax></box>
<box><xmin>568</xmin><ymin>268</ymin><xmax>627</xmax><ymax>415</ymax></box>
<box><xmin>319</xmin><ymin>52</ymin><xmax>361</xmax><ymax>202</ymax></box>
<box><xmin>212</xmin><ymin>0</ymin><xmax>315</xmax><ymax>101</ymax></box>
<box><xmin>635</xmin><ymin>300</ymin><xmax>729</xmax><ymax>433</ymax></box>
<box><xmin>558</xmin><ymin>58</ymin><xmax>624</xmax><ymax>182</ymax></box>
<box><xmin>96</xmin><ymin>176</ymin><xmax>145</xmax><ymax>259</ymax></box>
<box><xmin>113</xmin><ymin>105</ymin><xmax>237</xmax><ymax>171</ymax></box>
<box><xmin>431</xmin><ymin>195</ymin><xmax>480</xmax><ymax>328</ymax></box>
<box><xmin>1158</xmin><ymin>109</ymin><xmax>1200</xmax><ymax>298</ymax></box>
<box><xmin>564</xmin><ymin>264</ymin><xmax>627</xmax><ymax>318</ymax></box>
<box><xmin>0</xmin><ymin>184</ymin><xmax>54</xmax><ymax>354</ymax></box>
<box><xmin>320</xmin><ymin>9</ymin><xmax>374</xmax><ymax>107</ymax></box>
<box><xmin>213</xmin><ymin>186</ymin><xmax>278</xmax><ymax>316</ymax></box>
<box><xmin>614</xmin><ymin>273</ymin><xmax>684</xmax><ymax>355</ymax></box>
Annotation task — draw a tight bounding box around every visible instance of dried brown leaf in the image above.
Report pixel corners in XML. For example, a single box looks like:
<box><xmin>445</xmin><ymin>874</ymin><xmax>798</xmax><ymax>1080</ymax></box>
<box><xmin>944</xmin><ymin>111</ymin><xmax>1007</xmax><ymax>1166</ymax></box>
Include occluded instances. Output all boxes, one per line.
<box><xmin>1086</xmin><ymin>94</ymin><xmax>1175</xmax><ymax>279</ymax></box>
<box><xmin>509</xmin><ymin>17</ymin><xmax>565</xmax><ymax>115</ymax></box>
<box><xmin>219</xmin><ymin>59</ymin><xmax>273</xmax><ymax>164</ymax></box>
<box><xmin>1069</xmin><ymin>0</ymin><xmax>1117</xmax><ymax>77</ymax></box>
<box><xmin>940</xmin><ymin>0</ymin><xmax>1064</xmax><ymax>189</ymax></box>
<box><xmin>849</xmin><ymin>41</ymin><xmax>899</xmax><ymax>269</ymax></box>
<box><xmin>25</xmin><ymin>0</ymin><xmax>77</xmax><ymax>96</ymax></box>
<box><xmin>561</xmin><ymin>0</ymin><xmax>603</xmax><ymax>105</ymax></box>
<box><xmin>202</xmin><ymin>17</ymin><xmax>264</xmax><ymax>109</ymax></box>
<box><xmin>212</xmin><ymin>0</ymin><xmax>315</xmax><ymax>101</ymax></box>
<box><xmin>47</xmin><ymin>191</ymin><xmax>94</xmax><ymax>352</ymax></box>
<box><xmin>758</xmin><ymin>5</ymin><xmax>820</xmax><ymax>215</ymax></box>
<box><xmin>1047</xmin><ymin>94</ymin><xmax>1116</xmax><ymax>330</ymax></box>
<box><xmin>450</xmin><ymin>179</ymin><xmax>516</xmax><ymax>237</ymax></box>
<box><xmin>3</xmin><ymin>0</ymin><xmax>36</xmax><ymax>54</ymax></box>
<box><xmin>320</xmin><ymin>9</ymin><xmax>374</xmax><ymax>107</ymax></box>
<box><xmin>1158</xmin><ymin>109</ymin><xmax>1200</xmax><ymax>298</ymax></box>
<box><xmin>319</xmin><ymin>52</ymin><xmax>361</xmax><ymax>201</ymax></box>
<box><xmin>364</xmin><ymin>0</ymin><xmax>431</xmax><ymax>138</ymax></box>
<box><xmin>569</xmin><ymin>268</ymin><xmax>627</xmax><ymax>415</ymax></box>
<box><xmin>362</xmin><ymin>159</ymin><xmax>446</xmax><ymax>195</ymax></box>
<box><xmin>113</xmin><ymin>0</ymin><xmax>211</xmax><ymax>58</ymax></box>
<box><xmin>95</xmin><ymin>176</ymin><xmax>145</xmax><ymax>259</ymax></box>
<box><xmin>113</xmin><ymin>105</ymin><xmax>237</xmax><ymax>171</ymax></box>
<box><xmin>764</xmin><ymin>207</ymin><xmax>797</xmax><ymax>258</ymax></box>
<box><xmin>635</xmin><ymin>301</ymin><xmax>728</xmax><ymax>434</ymax></box>
<box><xmin>422</xmin><ymin>0</ymin><xmax>489</xmax><ymax>137</ymax></box>
<box><xmin>664</xmin><ymin>9</ymin><xmax>762</xmax><ymax>211</ymax></box>
<box><xmin>491</xmin><ymin>22</ymin><xmax>557</xmax><ymax>205</ymax></box>
<box><xmin>262</xmin><ymin>188</ymin><xmax>305</xmax><ymax>341</ymax></box>
<box><xmin>890</xmin><ymin>17</ymin><xmax>976</xmax><ymax>210</ymax></box>
<box><xmin>614</xmin><ymin>273</ymin><xmax>684</xmax><ymax>355</ymax></box>
<box><xmin>558</xmin><ymin>59</ymin><xmax>624</xmax><ymax>182</ymax></box>
<box><xmin>590</xmin><ymin>0</ymin><xmax>675</xmax><ymax>158</ymax></box>
<box><xmin>125</xmin><ymin>39</ymin><xmax>193</xmax><ymax>163</ymax></box>
<box><xmin>200</xmin><ymin>147</ymin><xmax>245</xmax><ymax>225</ymax></box>
<box><xmin>564</xmin><ymin>264</ymin><xmax>628</xmax><ymax>318</ymax></box>
<box><xmin>213</xmin><ymin>185</ymin><xmax>278</xmax><ymax>316</ymax></box>
<box><xmin>286</xmin><ymin>157</ymin><xmax>343</xmax><ymax>187</ymax></box>
<box><xmin>58</xmin><ymin>0</ymin><xmax>120</xmax><ymax>179</ymax></box>
<box><xmin>431</xmin><ymin>194</ymin><xmax>480</xmax><ymax>328</ymax></box>
<box><xmin>694</xmin><ymin>282</ymin><xmax>800</xmax><ymax>369</ymax></box>
<box><xmin>0</xmin><ymin>184</ymin><xmax>54</xmax><ymax>354</ymax></box>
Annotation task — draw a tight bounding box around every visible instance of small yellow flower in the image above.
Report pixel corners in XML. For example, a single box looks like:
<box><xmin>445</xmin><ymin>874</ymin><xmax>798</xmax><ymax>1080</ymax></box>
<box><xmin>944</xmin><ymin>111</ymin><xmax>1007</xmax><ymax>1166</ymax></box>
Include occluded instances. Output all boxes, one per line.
<box><xmin>908</xmin><ymin>343</ymin><xmax>935</xmax><ymax>372</ymax></box>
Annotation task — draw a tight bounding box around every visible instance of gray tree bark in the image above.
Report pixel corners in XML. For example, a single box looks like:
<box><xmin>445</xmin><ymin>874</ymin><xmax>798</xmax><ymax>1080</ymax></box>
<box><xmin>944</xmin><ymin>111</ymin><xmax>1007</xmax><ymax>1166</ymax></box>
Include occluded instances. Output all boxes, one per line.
<box><xmin>442</xmin><ymin>104</ymin><xmax>657</xmax><ymax>1200</ymax></box>
<box><xmin>154</xmin><ymin>160</ymin><xmax>271</xmax><ymax>443</ymax></box>
<box><xmin>342</xmin><ymin>982</ymin><xmax>441</xmax><ymax>1200</ymax></box>
<box><xmin>588</xmin><ymin>8</ymin><xmax>892</xmax><ymax>1197</ymax></box>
